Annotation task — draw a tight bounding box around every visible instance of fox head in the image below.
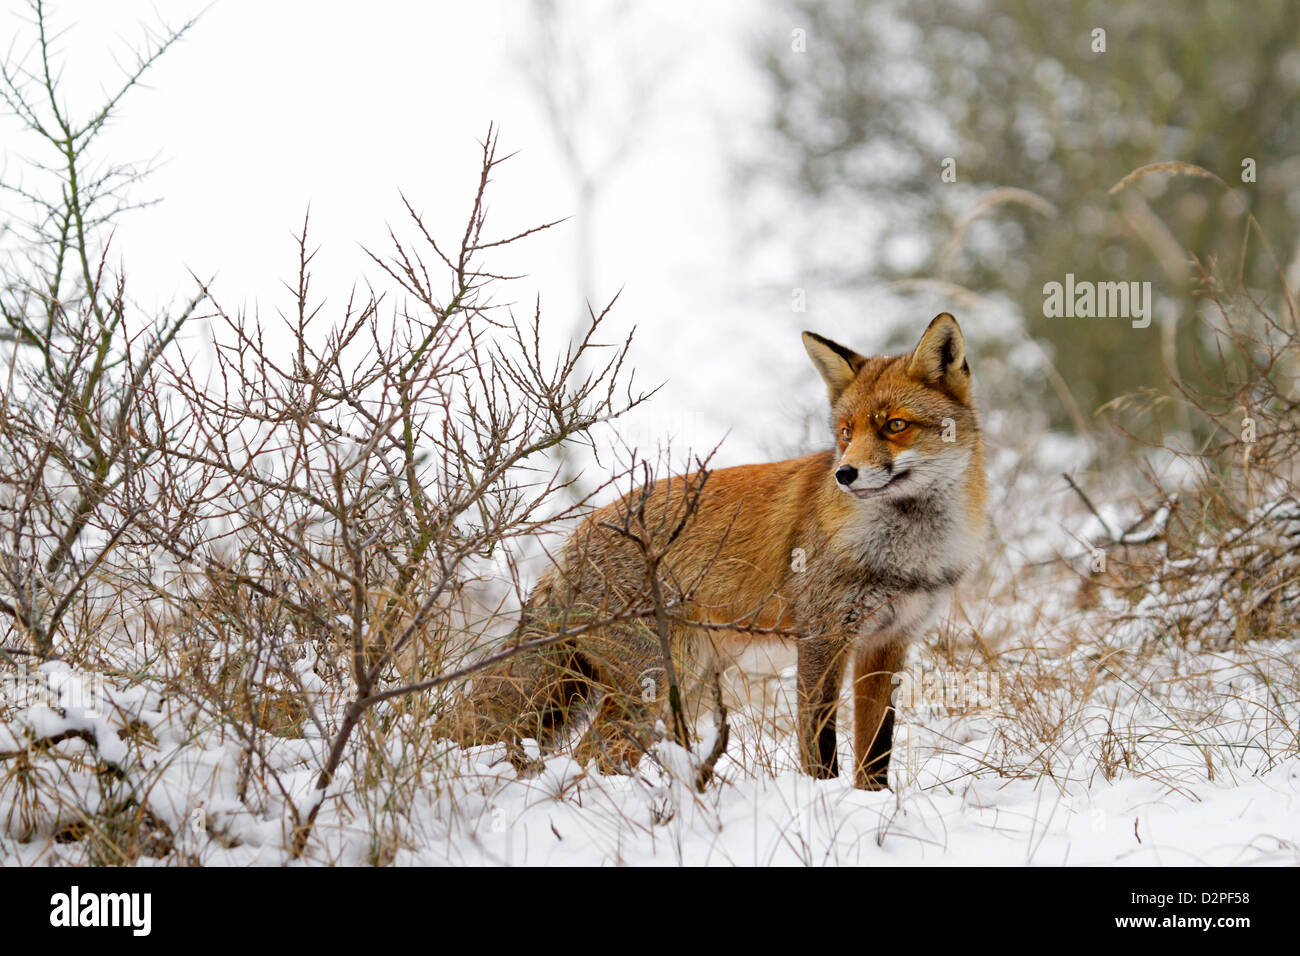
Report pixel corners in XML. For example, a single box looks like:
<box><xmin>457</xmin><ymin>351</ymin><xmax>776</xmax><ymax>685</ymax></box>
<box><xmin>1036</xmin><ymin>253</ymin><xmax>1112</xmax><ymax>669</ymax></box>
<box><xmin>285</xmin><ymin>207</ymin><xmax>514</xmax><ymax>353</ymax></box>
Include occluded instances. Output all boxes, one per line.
<box><xmin>802</xmin><ymin>313</ymin><xmax>980</xmax><ymax>502</ymax></box>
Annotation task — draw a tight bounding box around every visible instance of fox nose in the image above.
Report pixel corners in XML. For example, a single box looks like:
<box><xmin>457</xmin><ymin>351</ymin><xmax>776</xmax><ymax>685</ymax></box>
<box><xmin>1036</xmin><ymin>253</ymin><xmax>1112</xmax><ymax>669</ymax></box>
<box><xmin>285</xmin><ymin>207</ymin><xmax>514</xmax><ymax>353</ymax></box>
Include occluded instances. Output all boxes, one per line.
<box><xmin>835</xmin><ymin>465</ymin><xmax>858</xmax><ymax>486</ymax></box>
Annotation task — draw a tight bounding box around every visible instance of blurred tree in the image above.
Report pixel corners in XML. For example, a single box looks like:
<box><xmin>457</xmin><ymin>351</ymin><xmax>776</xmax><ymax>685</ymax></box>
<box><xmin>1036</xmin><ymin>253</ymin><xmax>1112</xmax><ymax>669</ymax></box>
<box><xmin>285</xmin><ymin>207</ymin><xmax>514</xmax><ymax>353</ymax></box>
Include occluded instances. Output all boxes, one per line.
<box><xmin>749</xmin><ymin>0</ymin><xmax>1300</xmax><ymax>428</ymax></box>
<box><xmin>515</xmin><ymin>0</ymin><xmax>679</xmax><ymax>499</ymax></box>
<box><xmin>520</xmin><ymin>0</ymin><xmax>671</xmax><ymax>316</ymax></box>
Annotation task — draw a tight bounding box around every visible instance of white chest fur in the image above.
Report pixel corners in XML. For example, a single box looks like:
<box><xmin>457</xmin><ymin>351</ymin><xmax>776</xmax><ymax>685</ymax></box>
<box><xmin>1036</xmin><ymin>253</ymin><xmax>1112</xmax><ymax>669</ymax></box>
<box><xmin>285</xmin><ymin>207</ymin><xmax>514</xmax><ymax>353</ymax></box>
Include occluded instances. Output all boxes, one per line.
<box><xmin>831</xmin><ymin>478</ymin><xmax>981</xmax><ymax>584</ymax></box>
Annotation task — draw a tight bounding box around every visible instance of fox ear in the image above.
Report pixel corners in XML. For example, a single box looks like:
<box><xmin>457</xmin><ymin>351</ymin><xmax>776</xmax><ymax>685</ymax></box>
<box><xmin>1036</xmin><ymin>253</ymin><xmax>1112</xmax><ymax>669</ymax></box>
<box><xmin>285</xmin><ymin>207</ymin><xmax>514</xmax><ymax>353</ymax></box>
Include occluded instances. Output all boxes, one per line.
<box><xmin>802</xmin><ymin>331</ymin><xmax>866</xmax><ymax>404</ymax></box>
<box><xmin>907</xmin><ymin>313</ymin><xmax>970</xmax><ymax>398</ymax></box>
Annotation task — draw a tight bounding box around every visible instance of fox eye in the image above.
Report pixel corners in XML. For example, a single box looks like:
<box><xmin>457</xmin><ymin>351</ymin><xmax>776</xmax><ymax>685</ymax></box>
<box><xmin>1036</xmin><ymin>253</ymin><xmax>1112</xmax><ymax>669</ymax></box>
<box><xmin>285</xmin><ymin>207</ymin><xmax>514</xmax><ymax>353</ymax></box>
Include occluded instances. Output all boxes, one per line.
<box><xmin>884</xmin><ymin>417</ymin><xmax>909</xmax><ymax>434</ymax></box>
<box><xmin>838</xmin><ymin>425</ymin><xmax>851</xmax><ymax>442</ymax></box>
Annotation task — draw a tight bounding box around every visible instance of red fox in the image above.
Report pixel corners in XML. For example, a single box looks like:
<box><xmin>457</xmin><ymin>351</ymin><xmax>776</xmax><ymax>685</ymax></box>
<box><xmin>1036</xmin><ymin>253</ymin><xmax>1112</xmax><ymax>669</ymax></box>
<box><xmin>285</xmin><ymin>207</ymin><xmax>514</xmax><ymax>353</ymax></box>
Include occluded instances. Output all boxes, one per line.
<box><xmin>443</xmin><ymin>313</ymin><xmax>987</xmax><ymax>789</ymax></box>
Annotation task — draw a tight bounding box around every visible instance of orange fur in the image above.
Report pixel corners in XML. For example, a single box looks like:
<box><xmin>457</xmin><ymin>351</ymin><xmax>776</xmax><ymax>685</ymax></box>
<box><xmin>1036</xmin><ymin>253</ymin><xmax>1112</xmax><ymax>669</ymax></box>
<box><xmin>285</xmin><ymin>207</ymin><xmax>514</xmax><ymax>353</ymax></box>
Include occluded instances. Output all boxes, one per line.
<box><xmin>443</xmin><ymin>313</ymin><xmax>987</xmax><ymax>788</ymax></box>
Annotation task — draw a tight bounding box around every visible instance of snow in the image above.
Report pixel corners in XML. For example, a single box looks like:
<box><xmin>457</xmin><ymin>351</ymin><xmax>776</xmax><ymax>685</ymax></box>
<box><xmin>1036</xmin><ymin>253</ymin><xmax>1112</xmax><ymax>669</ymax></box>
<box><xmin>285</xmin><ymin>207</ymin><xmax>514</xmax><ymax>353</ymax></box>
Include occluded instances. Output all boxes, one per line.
<box><xmin>3</xmin><ymin>599</ymin><xmax>1296</xmax><ymax>865</ymax></box>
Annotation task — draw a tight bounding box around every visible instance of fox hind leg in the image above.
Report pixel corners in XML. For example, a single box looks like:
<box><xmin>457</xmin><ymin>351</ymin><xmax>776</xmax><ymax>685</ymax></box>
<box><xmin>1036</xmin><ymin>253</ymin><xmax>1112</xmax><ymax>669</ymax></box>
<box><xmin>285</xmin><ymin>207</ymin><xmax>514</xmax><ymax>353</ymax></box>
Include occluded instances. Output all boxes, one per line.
<box><xmin>438</xmin><ymin>639</ymin><xmax>590</xmax><ymax>754</ymax></box>
<box><xmin>571</xmin><ymin>620</ymin><xmax>674</xmax><ymax>774</ymax></box>
<box><xmin>573</xmin><ymin>690</ymin><xmax>653</xmax><ymax>774</ymax></box>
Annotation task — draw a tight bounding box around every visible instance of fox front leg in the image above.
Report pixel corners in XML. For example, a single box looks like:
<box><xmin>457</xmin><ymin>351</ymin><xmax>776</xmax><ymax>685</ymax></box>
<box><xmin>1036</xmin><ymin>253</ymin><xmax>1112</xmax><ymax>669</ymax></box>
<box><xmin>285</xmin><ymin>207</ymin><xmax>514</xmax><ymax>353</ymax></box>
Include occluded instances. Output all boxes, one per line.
<box><xmin>797</xmin><ymin>638</ymin><xmax>848</xmax><ymax>779</ymax></box>
<box><xmin>852</xmin><ymin>639</ymin><xmax>907</xmax><ymax>790</ymax></box>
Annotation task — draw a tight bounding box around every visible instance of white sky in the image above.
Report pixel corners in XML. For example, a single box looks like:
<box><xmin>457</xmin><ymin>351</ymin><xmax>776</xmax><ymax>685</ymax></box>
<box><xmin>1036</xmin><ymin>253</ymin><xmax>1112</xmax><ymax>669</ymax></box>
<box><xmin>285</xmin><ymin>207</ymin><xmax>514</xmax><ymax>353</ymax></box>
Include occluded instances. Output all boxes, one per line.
<box><xmin>1</xmin><ymin>0</ymin><xmax>841</xmax><ymax>472</ymax></box>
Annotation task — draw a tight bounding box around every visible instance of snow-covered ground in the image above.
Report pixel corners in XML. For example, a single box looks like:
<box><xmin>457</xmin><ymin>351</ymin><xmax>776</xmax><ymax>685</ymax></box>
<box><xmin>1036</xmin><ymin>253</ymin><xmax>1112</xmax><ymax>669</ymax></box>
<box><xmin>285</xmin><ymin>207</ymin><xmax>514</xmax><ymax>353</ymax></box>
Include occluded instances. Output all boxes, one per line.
<box><xmin>3</xmin><ymin>638</ymin><xmax>1295</xmax><ymax>866</ymax></box>
<box><xmin>4</xmin><ymin>503</ymin><xmax>1296</xmax><ymax>866</ymax></box>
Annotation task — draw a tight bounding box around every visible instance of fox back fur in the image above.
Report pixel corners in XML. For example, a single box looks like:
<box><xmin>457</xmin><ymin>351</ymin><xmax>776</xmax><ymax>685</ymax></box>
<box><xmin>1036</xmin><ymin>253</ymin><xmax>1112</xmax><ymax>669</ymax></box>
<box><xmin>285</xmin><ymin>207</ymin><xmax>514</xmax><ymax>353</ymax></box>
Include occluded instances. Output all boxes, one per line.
<box><xmin>441</xmin><ymin>313</ymin><xmax>987</xmax><ymax>789</ymax></box>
